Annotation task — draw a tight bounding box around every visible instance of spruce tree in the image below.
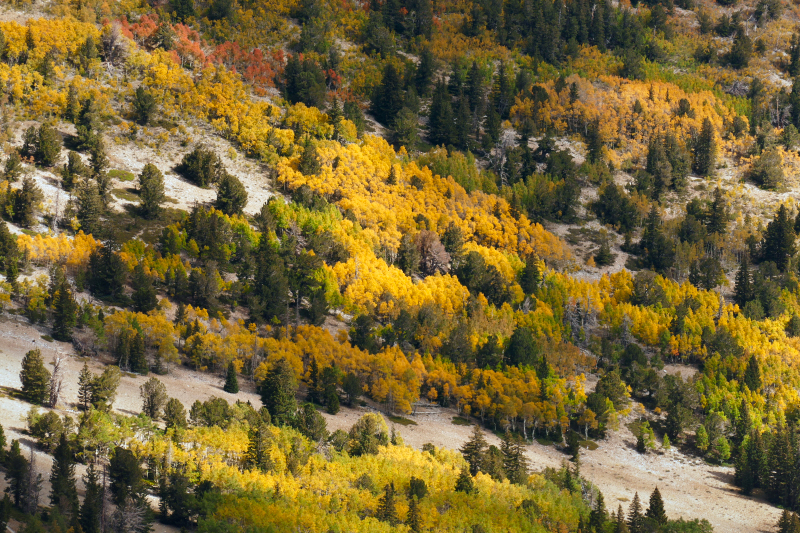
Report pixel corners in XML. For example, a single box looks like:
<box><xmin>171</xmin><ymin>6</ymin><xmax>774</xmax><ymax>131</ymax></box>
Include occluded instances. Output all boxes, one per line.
<box><xmin>298</xmin><ymin>136</ymin><xmax>321</xmax><ymax>176</ymax></box>
<box><xmin>214</xmin><ymin>172</ymin><xmax>248</xmax><ymax>215</ymax></box>
<box><xmin>706</xmin><ymin>187</ymin><xmax>728</xmax><ymax>234</ymax></box>
<box><xmin>35</xmin><ymin>123</ymin><xmax>61</xmax><ymax>167</ymax></box>
<box><xmin>762</xmin><ymin>204</ymin><xmax>796</xmax><ymax>271</ymax></box>
<box><xmin>258</xmin><ymin>358</ymin><xmax>297</xmax><ymax>427</ymax></box>
<box><xmin>645</xmin><ymin>487</ymin><xmax>667</xmax><ymax>524</ymax></box>
<box><xmin>733</xmin><ymin>254</ymin><xmax>753</xmax><ymax>307</ymax></box>
<box><xmin>20</xmin><ymin>348</ymin><xmax>51</xmax><ymax>405</ymax></box>
<box><xmin>138</xmin><ymin>163</ymin><xmax>165</xmax><ymax>219</ymax></box>
<box><xmin>744</xmin><ymin>354</ymin><xmax>762</xmax><ymax>392</ymax></box>
<box><xmin>406</xmin><ymin>495</ymin><xmax>421</xmax><ymax>532</ymax></box>
<box><xmin>454</xmin><ymin>466</ymin><xmax>476</xmax><ymax>494</ymax></box>
<box><xmin>693</xmin><ymin>118</ymin><xmax>716</xmax><ymax>176</ymax></box>
<box><xmin>376</xmin><ymin>482</ymin><xmax>399</xmax><ymax>525</ymax></box>
<box><xmin>49</xmin><ymin>433</ymin><xmax>79</xmax><ymax>518</ymax></box>
<box><xmin>501</xmin><ymin>431</ymin><xmax>528</xmax><ymax>484</ymax></box>
<box><xmin>77</xmin><ymin>180</ymin><xmax>103</xmax><ymax>235</ymax></box>
<box><xmin>5</xmin><ymin>440</ymin><xmax>28</xmax><ymax>507</ymax></box>
<box><xmin>76</xmin><ymin>98</ymin><xmax>102</xmax><ymax>150</ymax></box>
<box><xmin>51</xmin><ymin>277</ymin><xmax>77</xmax><ymax>341</ymax></box>
<box><xmin>12</xmin><ymin>176</ymin><xmax>43</xmax><ymax>228</ymax></box>
<box><xmin>131</xmin><ymin>262</ymin><xmax>158</xmax><ymax>313</ymax></box>
<box><xmin>140</xmin><ymin>377</ymin><xmax>167</xmax><ymax>419</ymax></box>
<box><xmin>3</xmin><ymin>150</ymin><xmax>23</xmax><ymax>182</ymax></box>
<box><xmin>589</xmin><ymin>491</ymin><xmax>608</xmax><ymax>531</ymax></box>
<box><xmin>460</xmin><ymin>425</ymin><xmax>488</xmax><ymax>475</ymax></box>
<box><xmin>223</xmin><ymin>361</ymin><xmax>239</xmax><ymax>393</ymax></box>
<box><xmin>627</xmin><ymin>492</ymin><xmax>644</xmax><ymax>533</ymax></box>
<box><xmin>428</xmin><ymin>80</ymin><xmax>453</xmax><ymax>146</ymax></box>
<box><xmin>77</xmin><ymin>362</ymin><xmax>93</xmax><ymax>411</ymax></box>
<box><xmin>371</xmin><ymin>63</ymin><xmax>403</xmax><ymax>126</ymax></box>
<box><xmin>614</xmin><ymin>505</ymin><xmax>629</xmax><ymax>533</ymax></box>
<box><xmin>89</xmin><ymin>138</ymin><xmax>110</xmax><ymax>205</ymax></box>
<box><xmin>163</xmin><ymin>397</ymin><xmax>187</xmax><ymax>429</ymax></box>
<box><xmin>129</xmin><ymin>331</ymin><xmax>148</xmax><ymax>375</ymax></box>
<box><xmin>132</xmin><ymin>87</ymin><xmax>156</xmax><ymax>125</ymax></box>
<box><xmin>244</xmin><ymin>422</ymin><xmax>272</xmax><ymax>471</ymax></box>
<box><xmin>79</xmin><ymin>464</ymin><xmax>101</xmax><ymax>533</ymax></box>
<box><xmin>61</xmin><ymin>151</ymin><xmax>87</xmax><ymax>191</ymax></box>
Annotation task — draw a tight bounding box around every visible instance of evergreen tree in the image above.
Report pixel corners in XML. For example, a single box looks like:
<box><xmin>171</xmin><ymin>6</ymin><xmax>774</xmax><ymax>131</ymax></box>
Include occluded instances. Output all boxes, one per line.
<box><xmin>0</xmin><ymin>495</ymin><xmax>10</xmax><ymax>533</ymax></box>
<box><xmin>78</xmin><ymin>36</ymin><xmax>98</xmax><ymax>74</ymax></box>
<box><xmin>35</xmin><ymin>123</ymin><xmax>61</xmax><ymax>167</ymax></box>
<box><xmin>49</xmin><ymin>433</ymin><xmax>79</xmax><ymax>519</ymax></box>
<box><xmin>77</xmin><ymin>180</ymin><xmax>103</xmax><ymax>235</ymax></box>
<box><xmin>3</xmin><ymin>150</ymin><xmax>23</xmax><ymax>182</ymax></box>
<box><xmin>131</xmin><ymin>262</ymin><xmax>158</xmax><ymax>313</ymax></box>
<box><xmin>244</xmin><ymin>423</ymin><xmax>272</xmax><ymax>471</ymax></box>
<box><xmin>406</xmin><ymin>495</ymin><xmax>421</xmax><ymax>532</ymax></box>
<box><xmin>77</xmin><ymin>362</ymin><xmax>93</xmax><ymax>411</ymax></box>
<box><xmin>428</xmin><ymin>80</ymin><xmax>453</xmax><ymax>146</ymax></box>
<box><xmin>693</xmin><ymin>118</ymin><xmax>716</xmax><ymax>176</ymax></box>
<box><xmin>140</xmin><ymin>377</ymin><xmax>167</xmax><ymax>419</ymax></box>
<box><xmin>645</xmin><ymin>487</ymin><xmax>667</xmax><ymax>524</ymax></box>
<box><xmin>89</xmin><ymin>139</ymin><xmax>110</xmax><ymax>205</ymax></box>
<box><xmin>20</xmin><ymin>348</ymin><xmax>51</xmax><ymax>405</ymax></box>
<box><xmin>87</xmin><ymin>246</ymin><xmax>127</xmax><ymax>302</ymax></box>
<box><xmin>767</xmin><ymin>425</ymin><xmax>792</xmax><ymax>506</ymax></box>
<box><xmin>138</xmin><ymin>163</ymin><xmax>165</xmax><ymax>219</ymax></box>
<box><xmin>12</xmin><ymin>176</ymin><xmax>43</xmax><ymax>228</ymax></box>
<box><xmin>594</xmin><ymin>241</ymin><xmax>615</xmax><ymax>267</ymax></box>
<box><xmin>733</xmin><ymin>254</ymin><xmax>754</xmax><ymax>307</ymax></box>
<box><xmin>108</xmin><ymin>446</ymin><xmax>146</xmax><ymax>506</ymax></box>
<box><xmin>129</xmin><ymin>331</ymin><xmax>148</xmax><ymax>374</ymax></box>
<box><xmin>76</xmin><ymin>98</ymin><xmax>102</xmax><ymax>150</ymax></box>
<box><xmin>258</xmin><ymin>358</ymin><xmax>297</xmax><ymax>427</ymax></box>
<box><xmin>614</xmin><ymin>505</ymin><xmax>629</xmax><ymax>533</ymax></box>
<box><xmin>298</xmin><ymin>136</ymin><xmax>321</xmax><ymax>176</ymax></box>
<box><xmin>51</xmin><ymin>277</ymin><xmax>77</xmax><ymax>341</ymax></box>
<box><xmin>163</xmin><ymin>397</ymin><xmax>187</xmax><ymax>429</ymax></box>
<box><xmin>696</xmin><ymin>424</ymin><xmax>709</xmax><ymax>453</ymax></box>
<box><xmin>178</xmin><ymin>146</ymin><xmax>223</xmax><ymax>187</ymax></box>
<box><xmin>761</xmin><ymin>204</ymin><xmax>796</xmax><ymax>271</ymax></box>
<box><xmin>589</xmin><ymin>491</ymin><xmax>608</xmax><ymax>532</ymax></box>
<box><xmin>455</xmin><ymin>467</ymin><xmax>476</xmax><ymax>494</ymax></box>
<box><xmin>132</xmin><ymin>87</ymin><xmax>157</xmax><ymax>125</ymax></box>
<box><xmin>376</xmin><ymin>482</ymin><xmax>399</xmax><ymax>525</ymax></box>
<box><xmin>744</xmin><ymin>354</ymin><xmax>762</xmax><ymax>392</ymax></box>
<box><xmin>627</xmin><ymin>492</ymin><xmax>644</xmax><ymax>533</ymax></box>
<box><xmin>5</xmin><ymin>440</ymin><xmax>28</xmax><ymax>507</ymax></box>
<box><xmin>371</xmin><ymin>63</ymin><xmax>403</xmax><ymax>126</ymax></box>
<box><xmin>500</xmin><ymin>431</ymin><xmax>528</xmax><ymax>484</ymax></box>
<box><xmin>61</xmin><ymin>151</ymin><xmax>87</xmax><ymax>191</ymax></box>
<box><xmin>223</xmin><ymin>361</ymin><xmax>239</xmax><ymax>393</ymax></box>
<box><xmin>460</xmin><ymin>425</ymin><xmax>488</xmax><ymax>475</ymax></box>
<box><xmin>214</xmin><ymin>172</ymin><xmax>248</xmax><ymax>215</ymax></box>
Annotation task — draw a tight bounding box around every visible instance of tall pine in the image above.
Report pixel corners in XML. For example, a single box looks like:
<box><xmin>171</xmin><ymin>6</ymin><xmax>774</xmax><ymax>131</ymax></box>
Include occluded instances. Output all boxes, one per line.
<box><xmin>49</xmin><ymin>433</ymin><xmax>79</xmax><ymax>519</ymax></box>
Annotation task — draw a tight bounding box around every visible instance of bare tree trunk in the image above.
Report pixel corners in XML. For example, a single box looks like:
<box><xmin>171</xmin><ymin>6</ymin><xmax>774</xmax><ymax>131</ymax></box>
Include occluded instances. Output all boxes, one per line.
<box><xmin>49</xmin><ymin>353</ymin><xmax>64</xmax><ymax>408</ymax></box>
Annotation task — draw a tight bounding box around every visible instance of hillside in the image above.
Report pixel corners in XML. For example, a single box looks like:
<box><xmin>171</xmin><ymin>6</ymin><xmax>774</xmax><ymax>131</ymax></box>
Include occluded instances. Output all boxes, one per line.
<box><xmin>0</xmin><ymin>0</ymin><xmax>797</xmax><ymax>531</ymax></box>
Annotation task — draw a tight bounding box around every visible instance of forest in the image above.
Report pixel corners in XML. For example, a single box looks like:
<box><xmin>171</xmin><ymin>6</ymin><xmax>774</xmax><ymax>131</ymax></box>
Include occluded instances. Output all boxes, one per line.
<box><xmin>0</xmin><ymin>0</ymin><xmax>797</xmax><ymax>530</ymax></box>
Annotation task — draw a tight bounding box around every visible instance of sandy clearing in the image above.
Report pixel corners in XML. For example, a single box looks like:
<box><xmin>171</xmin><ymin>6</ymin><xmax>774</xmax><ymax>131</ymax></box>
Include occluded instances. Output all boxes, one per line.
<box><xmin>0</xmin><ymin>312</ymin><xmax>782</xmax><ymax>533</ymax></box>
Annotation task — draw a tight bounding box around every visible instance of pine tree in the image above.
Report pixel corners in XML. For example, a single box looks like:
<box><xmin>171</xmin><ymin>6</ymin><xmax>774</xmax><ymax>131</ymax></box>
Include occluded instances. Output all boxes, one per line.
<box><xmin>744</xmin><ymin>354</ymin><xmax>762</xmax><ymax>392</ymax></box>
<box><xmin>454</xmin><ymin>467</ymin><xmax>475</xmax><ymax>494</ymax></box>
<box><xmin>0</xmin><ymin>495</ymin><xmax>10</xmax><ymax>533</ymax></box>
<box><xmin>78</xmin><ymin>464</ymin><xmax>101</xmax><ymax>533</ymax></box>
<box><xmin>5</xmin><ymin>440</ymin><xmax>28</xmax><ymax>507</ymax></box>
<box><xmin>51</xmin><ymin>277</ymin><xmax>77</xmax><ymax>342</ymax></box>
<box><xmin>376</xmin><ymin>482</ymin><xmax>399</xmax><ymax>524</ymax></box>
<box><xmin>762</xmin><ymin>204</ymin><xmax>796</xmax><ymax>271</ymax></box>
<box><xmin>89</xmin><ymin>139</ymin><xmax>110</xmax><ymax>205</ymax></box>
<box><xmin>646</xmin><ymin>487</ymin><xmax>667</xmax><ymax>524</ymax></box>
<box><xmin>35</xmin><ymin>123</ymin><xmax>61</xmax><ymax>167</ymax></box>
<box><xmin>501</xmin><ymin>431</ymin><xmax>528</xmax><ymax>484</ymax></box>
<box><xmin>131</xmin><ymin>262</ymin><xmax>158</xmax><ymax>313</ymax></box>
<box><xmin>77</xmin><ymin>362</ymin><xmax>94</xmax><ymax>411</ymax></box>
<box><xmin>223</xmin><ymin>361</ymin><xmax>239</xmax><ymax>393</ymax></box>
<box><xmin>20</xmin><ymin>349</ymin><xmax>51</xmax><ymax>405</ymax></box>
<box><xmin>78</xmin><ymin>36</ymin><xmax>98</xmax><ymax>75</ymax></box>
<box><xmin>49</xmin><ymin>433</ymin><xmax>79</xmax><ymax>518</ymax></box>
<box><xmin>132</xmin><ymin>87</ymin><xmax>157</xmax><ymax>125</ymax></box>
<box><xmin>163</xmin><ymin>397</ymin><xmax>187</xmax><ymax>429</ymax></box>
<box><xmin>627</xmin><ymin>492</ymin><xmax>644</xmax><ymax>533</ymax></box>
<box><xmin>0</xmin><ymin>423</ymin><xmax>5</xmax><ymax>464</ymax></box>
<box><xmin>3</xmin><ymin>150</ymin><xmax>23</xmax><ymax>182</ymax></box>
<box><xmin>77</xmin><ymin>180</ymin><xmax>103</xmax><ymax>235</ymax></box>
<box><xmin>589</xmin><ymin>491</ymin><xmax>608</xmax><ymax>532</ymax></box>
<box><xmin>298</xmin><ymin>136</ymin><xmax>321</xmax><ymax>176</ymax></box>
<box><xmin>460</xmin><ymin>425</ymin><xmax>488</xmax><ymax>475</ymax></box>
<box><xmin>215</xmin><ymin>172</ymin><xmax>248</xmax><ymax>215</ymax></box>
<box><xmin>140</xmin><ymin>377</ymin><xmax>167</xmax><ymax>419</ymax></box>
<box><xmin>129</xmin><ymin>331</ymin><xmax>148</xmax><ymax>375</ymax></box>
<box><xmin>76</xmin><ymin>98</ymin><xmax>102</xmax><ymax>150</ymax></box>
<box><xmin>614</xmin><ymin>504</ymin><xmax>629</xmax><ymax>532</ymax></box>
<box><xmin>428</xmin><ymin>80</ymin><xmax>453</xmax><ymax>146</ymax></box>
<box><xmin>61</xmin><ymin>151</ymin><xmax>87</xmax><ymax>191</ymax></box>
<box><xmin>258</xmin><ymin>358</ymin><xmax>297</xmax><ymax>427</ymax></box>
<box><xmin>12</xmin><ymin>176</ymin><xmax>43</xmax><ymax>228</ymax></box>
<box><xmin>138</xmin><ymin>163</ymin><xmax>165</xmax><ymax>219</ymax></box>
<box><xmin>693</xmin><ymin>118</ymin><xmax>716</xmax><ymax>176</ymax></box>
<box><xmin>371</xmin><ymin>63</ymin><xmax>403</xmax><ymax>126</ymax></box>
<box><xmin>406</xmin><ymin>495</ymin><xmax>421</xmax><ymax>532</ymax></box>
<box><xmin>706</xmin><ymin>187</ymin><xmax>728</xmax><ymax>234</ymax></box>
<box><xmin>733</xmin><ymin>254</ymin><xmax>753</xmax><ymax>307</ymax></box>
<box><xmin>244</xmin><ymin>423</ymin><xmax>272</xmax><ymax>471</ymax></box>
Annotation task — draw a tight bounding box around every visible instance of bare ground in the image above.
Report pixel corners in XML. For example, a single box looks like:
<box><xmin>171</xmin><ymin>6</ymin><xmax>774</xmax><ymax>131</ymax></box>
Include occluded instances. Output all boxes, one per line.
<box><xmin>0</xmin><ymin>313</ymin><xmax>782</xmax><ymax>533</ymax></box>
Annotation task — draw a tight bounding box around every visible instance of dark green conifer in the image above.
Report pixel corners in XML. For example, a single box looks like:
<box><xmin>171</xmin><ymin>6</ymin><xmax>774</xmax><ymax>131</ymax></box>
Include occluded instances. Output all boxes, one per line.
<box><xmin>223</xmin><ymin>361</ymin><xmax>239</xmax><ymax>394</ymax></box>
<box><xmin>645</xmin><ymin>487</ymin><xmax>667</xmax><ymax>524</ymax></box>
<box><xmin>49</xmin><ymin>433</ymin><xmax>79</xmax><ymax>518</ymax></box>
<box><xmin>20</xmin><ymin>348</ymin><xmax>50</xmax><ymax>404</ymax></box>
